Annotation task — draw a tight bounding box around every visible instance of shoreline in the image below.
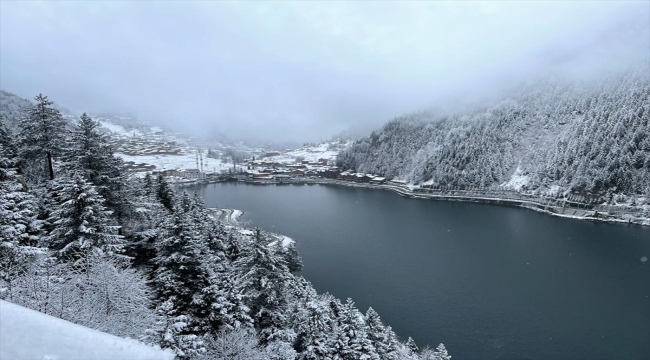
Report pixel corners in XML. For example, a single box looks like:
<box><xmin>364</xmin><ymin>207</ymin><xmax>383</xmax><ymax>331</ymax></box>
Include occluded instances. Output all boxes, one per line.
<box><xmin>187</xmin><ymin>178</ymin><xmax>650</xmax><ymax>227</ymax></box>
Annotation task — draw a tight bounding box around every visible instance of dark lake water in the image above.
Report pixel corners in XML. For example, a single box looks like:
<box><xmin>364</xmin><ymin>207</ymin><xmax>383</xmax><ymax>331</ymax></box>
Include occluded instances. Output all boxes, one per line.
<box><xmin>189</xmin><ymin>182</ymin><xmax>650</xmax><ymax>360</ymax></box>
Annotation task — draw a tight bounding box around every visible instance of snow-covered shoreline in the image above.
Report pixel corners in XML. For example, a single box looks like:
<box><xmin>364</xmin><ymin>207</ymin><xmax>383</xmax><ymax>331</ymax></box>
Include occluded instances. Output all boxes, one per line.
<box><xmin>228</xmin><ymin>179</ymin><xmax>650</xmax><ymax>227</ymax></box>
<box><xmin>207</xmin><ymin>207</ymin><xmax>243</xmax><ymax>223</ymax></box>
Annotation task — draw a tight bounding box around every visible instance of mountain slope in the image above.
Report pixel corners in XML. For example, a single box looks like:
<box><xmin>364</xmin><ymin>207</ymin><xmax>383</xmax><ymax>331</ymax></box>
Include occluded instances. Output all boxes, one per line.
<box><xmin>337</xmin><ymin>66</ymin><xmax>650</xmax><ymax>199</ymax></box>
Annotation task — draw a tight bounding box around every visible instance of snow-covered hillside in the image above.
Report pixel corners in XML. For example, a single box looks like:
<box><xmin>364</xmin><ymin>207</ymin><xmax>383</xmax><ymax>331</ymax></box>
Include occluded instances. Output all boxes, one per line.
<box><xmin>0</xmin><ymin>300</ymin><xmax>174</xmax><ymax>360</ymax></box>
<box><xmin>259</xmin><ymin>140</ymin><xmax>351</xmax><ymax>165</ymax></box>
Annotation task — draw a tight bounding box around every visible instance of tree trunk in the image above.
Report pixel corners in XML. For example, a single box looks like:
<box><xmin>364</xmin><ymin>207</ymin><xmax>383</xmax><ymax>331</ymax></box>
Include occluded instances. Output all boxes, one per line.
<box><xmin>47</xmin><ymin>152</ymin><xmax>55</xmax><ymax>180</ymax></box>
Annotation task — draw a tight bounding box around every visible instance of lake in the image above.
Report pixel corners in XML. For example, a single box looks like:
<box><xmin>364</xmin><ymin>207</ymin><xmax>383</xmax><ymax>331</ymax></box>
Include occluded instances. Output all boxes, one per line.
<box><xmin>189</xmin><ymin>182</ymin><xmax>650</xmax><ymax>360</ymax></box>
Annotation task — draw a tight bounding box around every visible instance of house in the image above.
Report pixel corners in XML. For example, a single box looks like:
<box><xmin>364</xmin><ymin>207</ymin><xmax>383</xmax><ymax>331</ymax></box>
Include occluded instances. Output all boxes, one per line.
<box><xmin>159</xmin><ymin>169</ymin><xmax>182</xmax><ymax>177</ymax></box>
<box><xmin>355</xmin><ymin>173</ymin><xmax>372</xmax><ymax>183</ymax></box>
<box><xmin>389</xmin><ymin>179</ymin><xmax>407</xmax><ymax>186</ymax></box>
<box><xmin>182</xmin><ymin>169</ymin><xmax>204</xmax><ymax>180</ymax></box>
<box><xmin>291</xmin><ymin>170</ymin><xmax>305</xmax><ymax>176</ymax></box>
<box><xmin>263</xmin><ymin>151</ymin><xmax>281</xmax><ymax>158</ymax></box>
<box><xmin>370</xmin><ymin>177</ymin><xmax>386</xmax><ymax>184</ymax></box>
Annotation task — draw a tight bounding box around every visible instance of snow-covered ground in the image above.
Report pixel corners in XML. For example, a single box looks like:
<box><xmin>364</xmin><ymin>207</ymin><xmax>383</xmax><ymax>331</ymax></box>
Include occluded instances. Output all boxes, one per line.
<box><xmin>116</xmin><ymin>152</ymin><xmax>231</xmax><ymax>173</ymax></box>
<box><xmin>237</xmin><ymin>229</ymin><xmax>296</xmax><ymax>248</ymax></box>
<box><xmin>500</xmin><ymin>166</ymin><xmax>530</xmax><ymax>191</ymax></box>
<box><xmin>207</xmin><ymin>208</ymin><xmax>243</xmax><ymax>223</ymax></box>
<box><xmin>0</xmin><ymin>300</ymin><xmax>174</xmax><ymax>360</ymax></box>
<box><xmin>261</xmin><ymin>140</ymin><xmax>350</xmax><ymax>165</ymax></box>
<box><xmin>99</xmin><ymin>120</ymin><xmax>142</xmax><ymax>136</ymax></box>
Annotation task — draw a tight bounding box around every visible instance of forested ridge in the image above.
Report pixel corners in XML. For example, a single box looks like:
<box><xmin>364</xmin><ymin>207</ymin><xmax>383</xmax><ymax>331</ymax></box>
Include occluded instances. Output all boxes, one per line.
<box><xmin>0</xmin><ymin>94</ymin><xmax>451</xmax><ymax>359</ymax></box>
<box><xmin>338</xmin><ymin>66</ymin><xmax>650</xmax><ymax>202</ymax></box>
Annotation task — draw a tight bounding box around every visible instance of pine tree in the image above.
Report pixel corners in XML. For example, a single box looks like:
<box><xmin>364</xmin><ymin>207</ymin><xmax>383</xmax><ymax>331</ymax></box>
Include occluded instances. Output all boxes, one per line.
<box><xmin>365</xmin><ymin>307</ymin><xmax>399</xmax><ymax>359</ymax></box>
<box><xmin>18</xmin><ymin>94</ymin><xmax>67</xmax><ymax>180</ymax></box>
<box><xmin>44</xmin><ymin>175</ymin><xmax>123</xmax><ymax>259</ymax></box>
<box><xmin>405</xmin><ymin>337</ymin><xmax>419</xmax><ymax>355</ymax></box>
<box><xmin>64</xmin><ymin>113</ymin><xmax>133</xmax><ymax>229</ymax></box>
<box><xmin>283</xmin><ymin>241</ymin><xmax>304</xmax><ymax>274</ymax></box>
<box><xmin>235</xmin><ymin>229</ymin><xmax>293</xmax><ymax>344</ymax></box>
<box><xmin>0</xmin><ymin>143</ymin><xmax>43</xmax><ymax>292</ymax></box>
<box><xmin>295</xmin><ymin>298</ymin><xmax>335</xmax><ymax>360</ymax></box>
<box><xmin>433</xmin><ymin>343</ymin><xmax>451</xmax><ymax>360</ymax></box>
<box><xmin>332</xmin><ymin>298</ymin><xmax>379</xmax><ymax>360</ymax></box>
<box><xmin>0</xmin><ymin>118</ymin><xmax>17</xmax><ymax>162</ymax></box>
<box><xmin>152</xmin><ymin>211</ymin><xmax>211</xmax><ymax>324</ymax></box>
<box><xmin>157</xmin><ymin>174</ymin><xmax>175</xmax><ymax>212</ymax></box>
<box><xmin>203</xmin><ymin>265</ymin><xmax>253</xmax><ymax>332</ymax></box>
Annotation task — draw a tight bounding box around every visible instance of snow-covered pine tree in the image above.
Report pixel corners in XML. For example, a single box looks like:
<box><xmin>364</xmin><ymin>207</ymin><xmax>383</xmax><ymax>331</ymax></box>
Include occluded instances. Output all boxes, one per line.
<box><xmin>44</xmin><ymin>175</ymin><xmax>123</xmax><ymax>260</ymax></box>
<box><xmin>0</xmin><ymin>137</ymin><xmax>43</xmax><ymax>297</ymax></box>
<box><xmin>332</xmin><ymin>298</ymin><xmax>378</xmax><ymax>360</ymax></box>
<box><xmin>282</xmin><ymin>241</ymin><xmax>304</xmax><ymax>274</ymax></box>
<box><xmin>365</xmin><ymin>307</ymin><xmax>399</xmax><ymax>359</ymax></box>
<box><xmin>0</xmin><ymin>118</ymin><xmax>18</xmax><ymax>162</ymax></box>
<box><xmin>434</xmin><ymin>343</ymin><xmax>451</xmax><ymax>360</ymax></box>
<box><xmin>156</xmin><ymin>173</ymin><xmax>175</xmax><ymax>212</ymax></box>
<box><xmin>151</xmin><ymin>211</ymin><xmax>211</xmax><ymax>329</ymax></box>
<box><xmin>202</xmin><ymin>263</ymin><xmax>253</xmax><ymax>332</ymax></box>
<box><xmin>64</xmin><ymin>113</ymin><xmax>134</xmax><ymax>228</ymax></box>
<box><xmin>294</xmin><ymin>298</ymin><xmax>336</xmax><ymax>360</ymax></box>
<box><xmin>234</xmin><ymin>228</ymin><xmax>293</xmax><ymax>344</ymax></box>
<box><xmin>18</xmin><ymin>94</ymin><xmax>67</xmax><ymax>181</ymax></box>
<box><xmin>405</xmin><ymin>336</ymin><xmax>419</xmax><ymax>355</ymax></box>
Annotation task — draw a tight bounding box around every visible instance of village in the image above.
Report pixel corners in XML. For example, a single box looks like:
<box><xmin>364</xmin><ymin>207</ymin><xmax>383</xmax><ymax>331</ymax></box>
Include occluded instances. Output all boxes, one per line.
<box><xmin>142</xmin><ymin>149</ymin><xmax>408</xmax><ymax>187</ymax></box>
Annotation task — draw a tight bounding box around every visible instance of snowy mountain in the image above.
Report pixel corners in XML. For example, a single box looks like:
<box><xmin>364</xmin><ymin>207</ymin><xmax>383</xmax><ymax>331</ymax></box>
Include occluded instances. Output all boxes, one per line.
<box><xmin>0</xmin><ymin>300</ymin><xmax>174</xmax><ymax>360</ymax></box>
<box><xmin>338</xmin><ymin>65</ymin><xmax>650</xmax><ymax>202</ymax></box>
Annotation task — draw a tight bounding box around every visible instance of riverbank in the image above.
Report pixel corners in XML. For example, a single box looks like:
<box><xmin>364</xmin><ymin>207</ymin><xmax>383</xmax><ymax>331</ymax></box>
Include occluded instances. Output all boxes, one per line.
<box><xmin>235</xmin><ymin>178</ymin><xmax>650</xmax><ymax>226</ymax></box>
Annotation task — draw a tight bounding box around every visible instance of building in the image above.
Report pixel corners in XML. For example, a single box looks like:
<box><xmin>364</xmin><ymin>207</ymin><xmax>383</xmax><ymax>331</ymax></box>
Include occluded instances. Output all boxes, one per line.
<box><xmin>182</xmin><ymin>169</ymin><xmax>204</xmax><ymax>180</ymax></box>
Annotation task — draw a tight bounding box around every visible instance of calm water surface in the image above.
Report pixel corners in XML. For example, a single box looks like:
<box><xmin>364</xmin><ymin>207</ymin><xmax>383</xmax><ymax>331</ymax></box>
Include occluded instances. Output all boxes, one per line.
<box><xmin>190</xmin><ymin>182</ymin><xmax>650</xmax><ymax>360</ymax></box>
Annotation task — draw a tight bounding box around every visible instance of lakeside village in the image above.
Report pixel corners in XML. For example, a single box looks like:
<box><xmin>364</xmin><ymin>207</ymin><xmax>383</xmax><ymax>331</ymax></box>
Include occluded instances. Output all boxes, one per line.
<box><xmin>127</xmin><ymin>149</ymin><xmax>405</xmax><ymax>187</ymax></box>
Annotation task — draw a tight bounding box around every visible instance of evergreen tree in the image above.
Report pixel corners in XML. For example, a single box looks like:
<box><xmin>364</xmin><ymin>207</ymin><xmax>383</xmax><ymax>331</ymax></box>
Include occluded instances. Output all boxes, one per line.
<box><xmin>283</xmin><ymin>241</ymin><xmax>304</xmax><ymax>274</ymax></box>
<box><xmin>0</xmin><ymin>118</ymin><xmax>17</xmax><ymax>162</ymax></box>
<box><xmin>64</xmin><ymin>113</ymin><xmax>134</xmax><ymax>228</ymax></box>
<box><xmin>434</xmin><ymin>343</ymin><xmax>451</xmax><ymax>360</ymax></box>
<box><xmin>44</xmin><ymin>175</ymin><xmax>123</xmax><ymax>259</ymax></box>
<box><xmin>295</xmin><ymin>298</ymin><xmax>335</xmax><ymax>360</ymax></box>
<box><xmin>156</xmin><ymin>174</ymin><xmax>175</xmax><ymax>212</ymax></box>
<box><xmin>152</xmin><ymin>211</ymin><xmax>211</xmax><ymax>326</ymax></box>
<box><xmin>18</xmin><ymin>94</ymin><xmax>67</xmax><ymax>180</ymax></box>
<box><xmin>365</xmin><ymin>307</ymin><xmax>399</xmax><ymax>359</ymax></box>
<box><xmin>203</xmin><ymin>265</ymin><xmax>253</xmax><ymax>332</ymax></box>
<box><xmin>235</xmin><ymin>229</ymin><xmax>293</xmax><ymax>344</ymax></box>
<box><xmin>405</xmin><ymin>337</ymin><xmax>419</xmax><ymax>355</ymax></box>
<box><xmin>332</xmin><ymin>298</ymin><xmax>378</xmax><ymax>360</ymax></box>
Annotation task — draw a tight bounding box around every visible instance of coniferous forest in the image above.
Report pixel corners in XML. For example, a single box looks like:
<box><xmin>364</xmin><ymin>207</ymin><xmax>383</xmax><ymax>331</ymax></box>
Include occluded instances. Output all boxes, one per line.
<box><xmin>0</xmin><ymin>95</ymin><xmax>451</xmax><ymax>359</ymax></box>
<box><xmin>338</xmin><ymin>66</ymin><xmax>650</xmax><ymax>203</ymax></box>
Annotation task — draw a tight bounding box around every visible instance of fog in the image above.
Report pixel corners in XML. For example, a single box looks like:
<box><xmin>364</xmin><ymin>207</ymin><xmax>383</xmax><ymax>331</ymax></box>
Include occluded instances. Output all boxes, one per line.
<box><xmin>1</xmin><ymin>1</ymin><xmax>648</xmax><ymax>144</ymax></box>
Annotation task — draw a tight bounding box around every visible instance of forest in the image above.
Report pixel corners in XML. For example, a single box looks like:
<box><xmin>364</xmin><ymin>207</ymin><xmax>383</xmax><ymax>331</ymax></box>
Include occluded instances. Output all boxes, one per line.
<box><xmin>337</xmin><ymin>65</ymin><xmax>650</xmax><ymax>203</ymax></box>
<box><xmin>0</xmin><ymin>94</ymin><xmax>451</xmax><ymax>359</ymax></box>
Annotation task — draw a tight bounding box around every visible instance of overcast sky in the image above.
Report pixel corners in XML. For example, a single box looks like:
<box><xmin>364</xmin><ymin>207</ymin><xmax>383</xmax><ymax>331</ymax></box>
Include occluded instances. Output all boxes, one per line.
<box><xmin>1</xmin><ymin>1</ymin><xmax>648</xmax><ymax>144</ymax></box>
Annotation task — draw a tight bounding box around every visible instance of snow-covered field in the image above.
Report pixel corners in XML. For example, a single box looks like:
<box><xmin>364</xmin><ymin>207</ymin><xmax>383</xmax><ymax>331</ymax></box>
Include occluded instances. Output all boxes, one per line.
<box><xmin>116</xmin><ymin>152</ymin><xmax>231</xmax><ymax>173</ymax></box>
<box><xmin>262</xmin><ymin>141</ymin><xmax>349</xmax><ymax>164</ymax></box>
<box><xmin>98</xmin><ymin>120</ymin><xmax>142</xmax><ymax>136</ymax></box>
<box><xmin>0</xmin><ymin>300</ymin><xmax>174</xmax><ymax>360</ymax></box>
